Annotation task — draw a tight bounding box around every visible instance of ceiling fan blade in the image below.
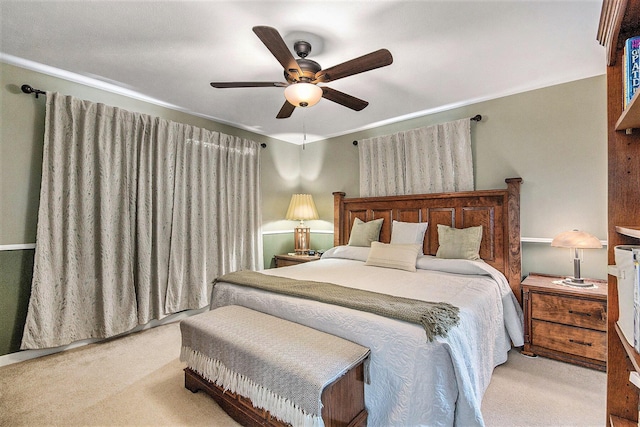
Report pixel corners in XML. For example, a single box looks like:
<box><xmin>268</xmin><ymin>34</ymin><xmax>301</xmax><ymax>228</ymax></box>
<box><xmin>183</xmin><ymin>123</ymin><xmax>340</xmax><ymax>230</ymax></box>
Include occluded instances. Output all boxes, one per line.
<box><xmin>253</xmin><ymin>26</ymin><xmax>303</xmax><ymax>80</ymax></box>
<box><xmin>210</xmin><ymin>82</ymin><xmax>287</xmax><ymax>88</ymax></box>
<box><xmin>276</xmin><ymin>101</ymin><xmax>296</xmax><ymax>119</ymax></box>
<box><xmin>321</xmin><ymin>87</ymin><xmax>369</xmax><ymax>111</ymax></box>
<box><xmin>315</xmin><ymin>49</ymin><xmax>393</xmax><ymax>83</ymax></box>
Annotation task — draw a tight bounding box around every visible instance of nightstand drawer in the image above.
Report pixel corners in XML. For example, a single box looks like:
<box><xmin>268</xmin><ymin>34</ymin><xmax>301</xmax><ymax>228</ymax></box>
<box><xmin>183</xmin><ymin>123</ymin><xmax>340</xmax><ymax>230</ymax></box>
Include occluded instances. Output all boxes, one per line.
<box><xmin>276</xmin><ymin>258</ymin><xmax>301</xmax><ymax>268</ymax></box>
<box><xmin>532</xmin><ymin>320</ymin><xmax>606</xmax><ymax>361</ymax></box>
<box><xmin>531</xmin><ymin>292</ymin><xmax>606</xmax><ymax>331</ymax></box>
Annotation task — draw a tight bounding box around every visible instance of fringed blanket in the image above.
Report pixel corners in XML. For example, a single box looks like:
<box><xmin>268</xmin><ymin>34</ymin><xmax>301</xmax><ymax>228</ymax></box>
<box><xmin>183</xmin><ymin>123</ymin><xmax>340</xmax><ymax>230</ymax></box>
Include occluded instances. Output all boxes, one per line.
<box><xmin>214</xmin><ymin>270</ymin><xmax>460</xmax><ymax>341</ymax></box>
<box><xmin>180</xmin><ymin>305</ymin><xmax>370</xmax><ymax>427</ymax></box>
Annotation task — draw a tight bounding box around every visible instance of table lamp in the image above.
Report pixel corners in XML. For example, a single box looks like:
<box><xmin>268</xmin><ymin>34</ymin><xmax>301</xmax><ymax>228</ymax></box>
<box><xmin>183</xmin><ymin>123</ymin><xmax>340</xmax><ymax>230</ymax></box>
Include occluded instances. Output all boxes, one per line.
<box><xmin>551</xmin><ymin>229</ymin><xmax>602</xmax><ymax>286</ymax></box>
<box><xmin>285</xmin><ymin>194</ymin><xmax>319</xmax><ymax>255</ymax></box>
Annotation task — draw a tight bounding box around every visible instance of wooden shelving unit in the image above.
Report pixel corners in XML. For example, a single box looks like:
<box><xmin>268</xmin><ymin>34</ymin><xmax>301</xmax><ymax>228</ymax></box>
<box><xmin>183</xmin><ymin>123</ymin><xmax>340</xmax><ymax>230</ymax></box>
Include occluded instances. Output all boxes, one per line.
<box><xmin>598</xmin><ymin>0</ymin><xmax>640</xmax><ymax>425</ymax></box>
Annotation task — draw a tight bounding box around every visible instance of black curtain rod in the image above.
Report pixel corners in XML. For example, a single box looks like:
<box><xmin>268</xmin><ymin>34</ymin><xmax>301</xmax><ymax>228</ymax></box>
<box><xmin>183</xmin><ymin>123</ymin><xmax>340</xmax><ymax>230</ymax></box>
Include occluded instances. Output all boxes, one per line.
<box><xmin>21</xmin><ymin>84</ymin><xmax>46</xmax><ymax>98</ymax></box>
<box><xmin>352</xmin><ymin>114</ymin><xmax>482</xmax><ymax>146</ymax></box>
<box><xmin>20</xmin><ymin>82</ymin><xmax>268</xmax><ymax>149</ymax></box>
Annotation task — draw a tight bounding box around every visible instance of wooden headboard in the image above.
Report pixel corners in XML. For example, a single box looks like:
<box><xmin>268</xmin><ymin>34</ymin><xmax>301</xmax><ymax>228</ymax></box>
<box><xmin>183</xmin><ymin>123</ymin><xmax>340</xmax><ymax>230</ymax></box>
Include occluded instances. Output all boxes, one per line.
<box><xmin>333</xmin><ymin>178</ymin><xmax>523</xmax><ymax>303</ymax></box>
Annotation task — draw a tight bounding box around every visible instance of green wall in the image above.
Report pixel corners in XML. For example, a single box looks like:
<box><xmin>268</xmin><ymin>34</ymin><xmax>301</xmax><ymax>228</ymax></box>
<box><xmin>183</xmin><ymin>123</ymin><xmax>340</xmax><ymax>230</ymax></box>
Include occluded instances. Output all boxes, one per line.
<box><xmin>0</xmin><ymin>250</ymin><xmax>34</xmax><ymax>355</ymax></box>
<box><xmin>0</xmin><ymin>59</ymin><xmax>608</xmax><ymax>357</ymax></box>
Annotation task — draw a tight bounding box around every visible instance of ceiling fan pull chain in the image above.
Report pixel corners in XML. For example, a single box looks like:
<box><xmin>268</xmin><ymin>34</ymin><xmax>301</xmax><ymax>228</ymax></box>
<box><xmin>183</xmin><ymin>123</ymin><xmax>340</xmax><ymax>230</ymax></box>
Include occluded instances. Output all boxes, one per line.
<box><xmin>302</xmin><ymin>109</ymin><xmax>307</xmax><ymax>150</ymax></box>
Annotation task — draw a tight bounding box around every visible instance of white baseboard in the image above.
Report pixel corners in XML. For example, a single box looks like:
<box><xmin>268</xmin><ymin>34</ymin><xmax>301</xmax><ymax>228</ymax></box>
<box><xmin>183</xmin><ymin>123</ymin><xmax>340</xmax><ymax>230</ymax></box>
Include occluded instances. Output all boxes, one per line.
<box><xmin>0</xmin><ymin>307</ymin><xmax>208</xmax><ymax>367</ymax></box>
<box><xmin>0</xmin><ymin>243</ymin><xmax>36</xmax><ymax>251</ymax></box>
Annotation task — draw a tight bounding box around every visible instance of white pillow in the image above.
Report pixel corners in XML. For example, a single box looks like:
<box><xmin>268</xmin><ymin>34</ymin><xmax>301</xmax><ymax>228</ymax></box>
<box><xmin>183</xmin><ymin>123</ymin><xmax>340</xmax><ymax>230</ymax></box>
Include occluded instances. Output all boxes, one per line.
<box><xmin>390</xmin><ymin>220</ymin><xmax>428</xmax><ymax>254</ymax></box>
<box><xmin>365</xmin><ymin>242</ymin><xmax>422</xmax><ymax>272</ymax></box>
<box><xmin>321</xmin><ymin>245</ymin><xmax>370</xmax><ymax>262</ymax></box>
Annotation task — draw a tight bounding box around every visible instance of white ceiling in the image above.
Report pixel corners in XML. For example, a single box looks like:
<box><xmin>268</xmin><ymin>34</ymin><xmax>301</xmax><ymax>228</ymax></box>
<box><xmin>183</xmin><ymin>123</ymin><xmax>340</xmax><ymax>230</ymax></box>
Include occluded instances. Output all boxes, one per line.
<box><xmin>1</xmin><ymin>1</ymin><xmax>606</xmax><ymax>145</ymax></box>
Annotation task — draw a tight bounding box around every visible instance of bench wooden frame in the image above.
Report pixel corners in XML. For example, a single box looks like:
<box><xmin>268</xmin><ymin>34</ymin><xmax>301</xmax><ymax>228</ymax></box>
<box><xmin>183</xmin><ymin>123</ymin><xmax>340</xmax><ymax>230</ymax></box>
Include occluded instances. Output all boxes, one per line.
<box><xmin>185</xmin><ymin>361</ymin><xmax>367</xmax><ymax>427</ymax></box>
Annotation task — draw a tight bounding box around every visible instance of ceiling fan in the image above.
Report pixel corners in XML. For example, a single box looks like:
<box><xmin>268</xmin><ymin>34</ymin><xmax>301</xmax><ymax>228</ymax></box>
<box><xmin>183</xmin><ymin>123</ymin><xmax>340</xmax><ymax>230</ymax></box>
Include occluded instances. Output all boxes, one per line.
<box><xmin>210</xmin><ymin>26</ymin><xmax>393</xmax><ymax>119</ymax></box>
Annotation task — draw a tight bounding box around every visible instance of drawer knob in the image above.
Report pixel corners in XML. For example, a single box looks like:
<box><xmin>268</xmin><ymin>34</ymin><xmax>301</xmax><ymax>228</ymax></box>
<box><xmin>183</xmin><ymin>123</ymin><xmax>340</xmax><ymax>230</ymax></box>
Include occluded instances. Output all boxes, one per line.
<box><xmin>569</xmin><ymin>339</ymin><xmax>592</xmax><ymax>347</ymax></box>
<box><xmin>568</xmin><ymin>310</ymin><xmax>591</xmax><ymax>317</ymax></box>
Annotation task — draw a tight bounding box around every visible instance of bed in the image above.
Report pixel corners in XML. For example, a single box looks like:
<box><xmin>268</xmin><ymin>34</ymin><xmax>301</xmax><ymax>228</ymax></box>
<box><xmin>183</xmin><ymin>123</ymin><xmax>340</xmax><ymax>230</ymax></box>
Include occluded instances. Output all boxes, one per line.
<box><xmin>190</xmin><ymin>178</ymin><xmax>524</xmax><ymax>427</ymax></box>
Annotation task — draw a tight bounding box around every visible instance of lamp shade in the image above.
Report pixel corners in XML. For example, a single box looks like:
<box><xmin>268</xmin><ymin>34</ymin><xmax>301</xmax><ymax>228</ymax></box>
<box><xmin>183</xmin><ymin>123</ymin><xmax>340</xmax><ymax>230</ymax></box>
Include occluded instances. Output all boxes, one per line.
<box><xmin>285</xmin><ymin>194</ymin><xmax>319</xmax><ymax>221</ymax></box>
<box><xmin>284</xmin><ymin>83</ymin><xmax>323</xmax><ymax>108</ymax></box>
<box><xmin>550</xmin><ymin>230</ymin><xmax>602</xmax><ymax>249</ymax></box>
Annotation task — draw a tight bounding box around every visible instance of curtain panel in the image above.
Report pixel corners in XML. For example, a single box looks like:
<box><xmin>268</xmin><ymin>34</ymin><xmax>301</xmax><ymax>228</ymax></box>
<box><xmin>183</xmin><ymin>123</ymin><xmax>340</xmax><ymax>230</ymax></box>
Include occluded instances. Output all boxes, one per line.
<box><xmin>359</xmin><ymin>118</ymin><xmax>473</xmax><ymax>197</ymax></box>
<box><xmin>21</xmin><ymin>93</ymin><xmax>262</xmax><ymax>349</ymax></box>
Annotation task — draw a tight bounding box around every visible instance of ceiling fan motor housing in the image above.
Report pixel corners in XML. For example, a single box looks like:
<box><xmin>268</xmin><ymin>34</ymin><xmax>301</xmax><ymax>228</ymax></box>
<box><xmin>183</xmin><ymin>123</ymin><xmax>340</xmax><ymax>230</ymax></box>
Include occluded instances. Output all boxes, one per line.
<box><xmin>284</xmin><ymin>57</ymin><xmax>321</xmax><ymax>83</ymax></box>
<box><xmin>282</xmin><ymin>40</ymin><xmax>322</xmax><ymax>83</ymax></box>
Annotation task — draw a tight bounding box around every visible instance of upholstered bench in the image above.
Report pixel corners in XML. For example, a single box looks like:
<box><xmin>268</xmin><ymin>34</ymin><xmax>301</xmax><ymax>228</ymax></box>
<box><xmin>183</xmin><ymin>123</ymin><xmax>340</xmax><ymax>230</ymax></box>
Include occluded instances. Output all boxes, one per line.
<box><xmin>180</xmin><ymin>305</ymin><xmax>370</xmax><ymax>427</ymax></box>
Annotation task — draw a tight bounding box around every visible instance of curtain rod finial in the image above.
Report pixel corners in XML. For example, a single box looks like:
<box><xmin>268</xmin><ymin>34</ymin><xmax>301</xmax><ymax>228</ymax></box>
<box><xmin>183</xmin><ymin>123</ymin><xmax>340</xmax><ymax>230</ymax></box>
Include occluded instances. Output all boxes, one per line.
<box><xmin>21</xmin><ymin>84</ymin><xmax>35</xmax><ymax>94</ymax></box>
<box><xmin>21</xmin><ymin>84</ymin><xmax>46</xmax><ymax>98</ymax></box>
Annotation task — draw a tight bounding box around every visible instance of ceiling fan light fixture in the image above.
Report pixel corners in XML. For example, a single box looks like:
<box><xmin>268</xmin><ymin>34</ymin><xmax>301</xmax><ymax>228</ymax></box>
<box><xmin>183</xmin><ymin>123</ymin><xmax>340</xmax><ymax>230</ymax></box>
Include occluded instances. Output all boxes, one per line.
<box><xmin>284</xmin><ymin>82</ymin><xmax>322</xmax><ymax>108</ymax></box>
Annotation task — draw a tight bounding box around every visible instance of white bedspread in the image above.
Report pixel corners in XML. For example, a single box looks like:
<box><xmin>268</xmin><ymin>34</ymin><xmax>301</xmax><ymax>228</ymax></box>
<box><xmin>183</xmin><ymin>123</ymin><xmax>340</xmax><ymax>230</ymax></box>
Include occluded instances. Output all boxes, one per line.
<box><xmin>210</xmin><ymin>247</ymin><xmax>524</xmax><ymax>427</ymax></box>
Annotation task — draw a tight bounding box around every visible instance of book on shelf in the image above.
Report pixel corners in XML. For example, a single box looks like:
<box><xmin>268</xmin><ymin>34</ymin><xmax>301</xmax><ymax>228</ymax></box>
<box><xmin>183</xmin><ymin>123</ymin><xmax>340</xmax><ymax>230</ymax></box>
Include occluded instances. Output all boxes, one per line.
<box><xmin>623</xmin><ymin>36</ymin><xmax>640</xmax><ymax>109</ymax></box>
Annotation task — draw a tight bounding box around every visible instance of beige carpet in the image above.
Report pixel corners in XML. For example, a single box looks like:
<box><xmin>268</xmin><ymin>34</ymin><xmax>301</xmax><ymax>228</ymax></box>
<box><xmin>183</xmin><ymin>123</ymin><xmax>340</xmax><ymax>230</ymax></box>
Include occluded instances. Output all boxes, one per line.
<box><xmin>0</xmin><ymin>323</ymin><xmax>238</xmax><ymax>426</ymax></box>
<box><xmin>0</xmin><ymin>321</ymin><xmax>606</xmax><ymax>426</ymax></box>
<box><xmin>481</xmin><ymin>349</ymin><xmax>606</xmax><ymax>427</ymax></box>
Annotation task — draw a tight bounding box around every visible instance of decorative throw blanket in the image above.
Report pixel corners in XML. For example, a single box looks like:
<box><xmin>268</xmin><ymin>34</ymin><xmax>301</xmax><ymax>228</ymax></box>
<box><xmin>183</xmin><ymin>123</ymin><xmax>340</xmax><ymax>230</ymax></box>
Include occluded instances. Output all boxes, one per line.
<box><xmin>214</xmin><ymin>270</ymin><xmax>460</xmax><ymax>341</ymax></box>
<box><xmin>180</xmin><ymin>305</ymin><xmax>370</xmax><ymax>427</ymax></box>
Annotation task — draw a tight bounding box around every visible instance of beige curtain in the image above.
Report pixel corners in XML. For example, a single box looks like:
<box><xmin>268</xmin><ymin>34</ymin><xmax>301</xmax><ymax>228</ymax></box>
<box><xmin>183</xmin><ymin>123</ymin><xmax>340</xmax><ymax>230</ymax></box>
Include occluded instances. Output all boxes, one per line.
<box><xmin>358</xmin><ymin>134</ymin><xmax>406</xmax><ymax>197</ymax></box>
<box><xmin>164</xmin><ymin>132</ymin><xmax>262</xmax><ymax>314</ymax></box>
<box><xmin>21</xmin><ymin>93</ymin><xmax>262</xmax><ymax>349</ymax></box>
<box><xmin>359</xmin><ymin>118</ymin><xmax>473</xmax><ymax>197</ymax></box>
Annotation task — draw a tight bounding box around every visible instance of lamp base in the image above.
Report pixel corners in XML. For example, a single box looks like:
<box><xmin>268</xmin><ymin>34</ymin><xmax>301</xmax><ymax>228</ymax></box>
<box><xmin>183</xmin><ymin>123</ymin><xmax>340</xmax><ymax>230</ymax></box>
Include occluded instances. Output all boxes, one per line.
<box><xmin>294</xmin><ymin>226</ymin><xmax>310</xmax><ymax>255</ymax></box>
<box><xmin>555</xmin><ymin>278</ymin><xmax>597</xmax><ymax>288</ymax></box>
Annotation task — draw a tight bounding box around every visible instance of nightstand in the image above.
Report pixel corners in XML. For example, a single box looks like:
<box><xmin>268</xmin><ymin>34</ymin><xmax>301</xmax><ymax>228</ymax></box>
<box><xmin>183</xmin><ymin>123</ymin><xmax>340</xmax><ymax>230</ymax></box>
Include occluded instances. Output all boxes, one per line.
<box><xmin>274</xmin><ymin>253</ymin><xmax>321</xmax><ymax>268</ymax></box>
<box><xmin>521</xmin><ymin>273</ymin><xmax>607</xmax><ymax>371</ymax></box>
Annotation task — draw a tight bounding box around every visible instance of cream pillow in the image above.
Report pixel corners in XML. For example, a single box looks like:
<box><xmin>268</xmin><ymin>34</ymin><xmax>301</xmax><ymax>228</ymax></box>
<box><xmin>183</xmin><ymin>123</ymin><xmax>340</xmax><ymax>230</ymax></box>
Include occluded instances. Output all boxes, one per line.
<box><xmin>365</xmin><ymin>242</ymin><xmax>422</xmax><ymax>272</ymax></box>
<box><xmin>390</xmin><ymin>220</ymin><xmax>428</xmax><ymax>254</ymax></box>
<box><xmin>347</xmin><ymin>218</ymin><xmax>384</xmax><ymax>247</ymax></box>
<box><xmin>435</xmin><ymin>224</ymin><xmax>483</xmax><ymax>260</ymax></box>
